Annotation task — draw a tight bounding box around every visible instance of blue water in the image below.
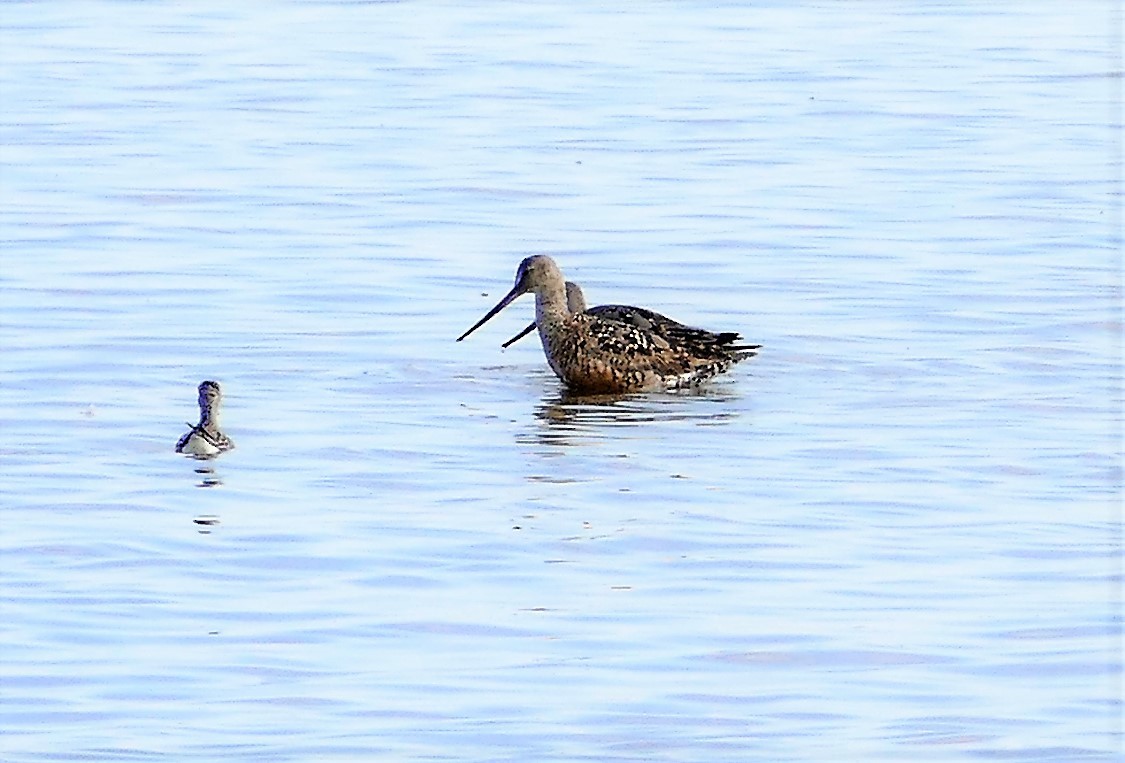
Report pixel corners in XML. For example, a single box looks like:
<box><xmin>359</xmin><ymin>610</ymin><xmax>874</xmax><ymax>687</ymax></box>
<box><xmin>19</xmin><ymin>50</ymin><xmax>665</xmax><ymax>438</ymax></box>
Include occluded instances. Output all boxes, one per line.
<box><xmin>1</xmin><ymin>3</ymin><xmax>1121</xmax><ymax>761</ymax></box>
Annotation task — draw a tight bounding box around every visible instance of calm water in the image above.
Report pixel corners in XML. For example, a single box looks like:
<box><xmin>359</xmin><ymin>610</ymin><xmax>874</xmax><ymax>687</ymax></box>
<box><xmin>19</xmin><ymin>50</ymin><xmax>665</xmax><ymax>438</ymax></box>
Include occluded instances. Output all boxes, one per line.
<box><xmin>1</xmin><ymin>2</ymin><xmax>1121</xmax><ymax>761</ymax></box>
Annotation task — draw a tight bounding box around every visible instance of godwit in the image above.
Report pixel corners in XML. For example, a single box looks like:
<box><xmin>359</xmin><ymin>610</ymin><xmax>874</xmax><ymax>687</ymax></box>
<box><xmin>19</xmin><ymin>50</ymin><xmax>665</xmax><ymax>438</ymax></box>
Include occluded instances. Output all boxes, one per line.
<box><xmin>501</xmin><ymin>280</ymin><xmax>746</xmax><ymax>353</ymax></box>
<box><xmin>457</xmin><ymin>255</ymin><xmax>758</xmax><ymax>394</ymax></box>
<box><xmin>175</xmin><ymin>380</ymin><xmax>235</xmax><ymax>456</ymax></box>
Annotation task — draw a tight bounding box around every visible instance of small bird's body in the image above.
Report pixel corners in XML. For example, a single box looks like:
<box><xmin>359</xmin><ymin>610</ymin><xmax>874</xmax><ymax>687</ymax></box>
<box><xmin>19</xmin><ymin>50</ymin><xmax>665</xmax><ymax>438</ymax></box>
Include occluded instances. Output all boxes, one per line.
<box><xmin>176</xmin><ymin>380</ymin><xmax>234</xmax><ymax>456</ymax></box>
<box><xmin>458</xmin><ymin>256</ymin><xmax>758</xmax><ymax>394</ymax></box>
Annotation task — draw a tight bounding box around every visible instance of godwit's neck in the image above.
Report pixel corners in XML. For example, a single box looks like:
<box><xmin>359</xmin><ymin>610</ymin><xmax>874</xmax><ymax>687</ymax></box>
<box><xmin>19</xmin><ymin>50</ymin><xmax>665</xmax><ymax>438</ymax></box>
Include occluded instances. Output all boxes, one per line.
<box><xmin>534</xmin><ymin>279</ymin><xmax>570</xmax><ymax>329</ymax></box>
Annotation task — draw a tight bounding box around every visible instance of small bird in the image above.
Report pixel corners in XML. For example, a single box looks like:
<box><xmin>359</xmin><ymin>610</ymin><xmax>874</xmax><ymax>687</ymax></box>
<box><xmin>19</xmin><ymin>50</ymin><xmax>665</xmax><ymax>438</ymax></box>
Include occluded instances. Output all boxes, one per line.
<box><xmin>502</xmin><ymin>281</ymin><xmax>746</xmax><ymax>354</ymax></box>
<box><xmin>175</xmin><ymin>380</ymin><xmax>234</xmax><ymax>456</ymax></box>
<box><xmin>457</xmin><ymin>255</ymin><xmax>758</xmax><ymax>394</ymax></box>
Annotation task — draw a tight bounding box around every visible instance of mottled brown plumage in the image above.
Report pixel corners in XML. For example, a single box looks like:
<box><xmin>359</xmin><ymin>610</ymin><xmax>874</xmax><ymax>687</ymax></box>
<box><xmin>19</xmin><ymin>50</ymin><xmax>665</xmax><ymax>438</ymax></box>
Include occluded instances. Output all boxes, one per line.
<box><xmin>458</xmin><ymin>256</ymin><xmax>758</xmax><ymax>394</ymax></box>
<box><xmin>502</xmin><ymin>281</ymin><xmax>751</xmax><ymax>358</ymax></box>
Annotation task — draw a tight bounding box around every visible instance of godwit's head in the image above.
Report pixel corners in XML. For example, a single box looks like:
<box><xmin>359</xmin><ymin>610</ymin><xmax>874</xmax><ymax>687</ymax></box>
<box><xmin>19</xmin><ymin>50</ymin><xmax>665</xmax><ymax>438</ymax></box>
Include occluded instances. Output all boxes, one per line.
<box><xmin>457</xmin><ymin>255</ymin><xmax>565</xmax><ymax>342</ymax></box>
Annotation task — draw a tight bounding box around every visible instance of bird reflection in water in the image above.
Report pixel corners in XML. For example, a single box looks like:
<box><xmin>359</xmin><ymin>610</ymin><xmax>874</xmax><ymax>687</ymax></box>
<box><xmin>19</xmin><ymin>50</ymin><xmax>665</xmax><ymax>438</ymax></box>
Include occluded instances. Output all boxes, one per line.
<box><xmin>527</xmin><ymin>384</ymin><xmax>741</xmax><ymax>447</ymax></box>
<box><xmin>190</xmin><ymin>462</ymin><xmax>224</xmax><ymax>488</ymax></box>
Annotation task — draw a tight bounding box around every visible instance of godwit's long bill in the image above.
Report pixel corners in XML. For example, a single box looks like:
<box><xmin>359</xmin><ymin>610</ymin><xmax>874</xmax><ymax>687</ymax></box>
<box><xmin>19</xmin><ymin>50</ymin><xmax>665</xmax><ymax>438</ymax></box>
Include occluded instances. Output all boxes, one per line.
<box><xmin>457</xmin><ymin>255</ymin><xmax>758</xmax><ymax>394</ymax></box>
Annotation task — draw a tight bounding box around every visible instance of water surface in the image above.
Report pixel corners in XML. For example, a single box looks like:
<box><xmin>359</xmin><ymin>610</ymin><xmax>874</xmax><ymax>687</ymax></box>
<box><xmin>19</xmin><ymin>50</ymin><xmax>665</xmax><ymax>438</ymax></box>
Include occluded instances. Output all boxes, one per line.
<box><xmin>1</xmin><ymin>2</ymin><xmax>1121</xmax><ymax>761</ymax></box>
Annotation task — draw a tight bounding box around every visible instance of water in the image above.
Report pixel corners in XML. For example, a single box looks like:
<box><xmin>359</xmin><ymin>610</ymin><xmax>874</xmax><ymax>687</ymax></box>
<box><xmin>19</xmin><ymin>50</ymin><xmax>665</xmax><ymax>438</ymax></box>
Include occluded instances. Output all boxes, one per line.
<box><xmin>1</xmin><ymin>2</ymin><xmax>1121</xmax><ymax>761</ymax></box>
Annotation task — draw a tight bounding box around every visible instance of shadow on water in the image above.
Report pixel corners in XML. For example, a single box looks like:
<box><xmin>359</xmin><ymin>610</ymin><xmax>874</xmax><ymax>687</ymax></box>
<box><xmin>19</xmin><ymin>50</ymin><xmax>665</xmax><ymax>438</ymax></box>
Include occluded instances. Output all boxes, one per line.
<box><xmin>526</xmin><ymin>385</ymin><xmax>743</xmax><ymax>446</ymax></box>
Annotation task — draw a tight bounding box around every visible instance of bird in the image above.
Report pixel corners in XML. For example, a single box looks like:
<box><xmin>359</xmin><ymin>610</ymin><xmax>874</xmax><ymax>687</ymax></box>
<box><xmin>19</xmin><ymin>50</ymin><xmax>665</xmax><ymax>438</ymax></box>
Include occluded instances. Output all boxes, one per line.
<box><xmin>457</xmin><ymin>255</ymin><xmax>758</xmax><ymax>394</ymax></box>
<box><xmin>175</xmin><ymin>380</ymin><xmax>235</xmax><ymax>456</ymax></box>
<box><xmin>501</xmin><ymin>280</ymin><xmax>746</xmax><ymax>353</ymax></box>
